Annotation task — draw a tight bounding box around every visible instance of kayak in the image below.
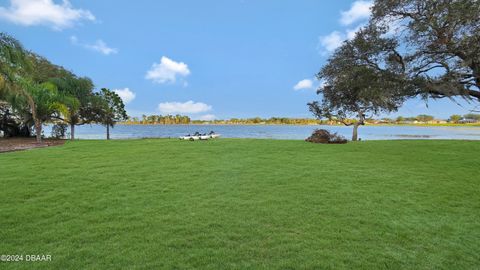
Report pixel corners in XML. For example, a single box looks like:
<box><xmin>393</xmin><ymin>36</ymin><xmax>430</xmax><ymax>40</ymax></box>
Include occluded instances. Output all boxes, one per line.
<box><xmin>179</xmin><ymin>135</ymin><xmax>200</xmax><ymax>140</ymax></box>
<box><xmin>179</xmin><ymin>133</ymin><xmax>220</xmax><ymax>140</ymax></box>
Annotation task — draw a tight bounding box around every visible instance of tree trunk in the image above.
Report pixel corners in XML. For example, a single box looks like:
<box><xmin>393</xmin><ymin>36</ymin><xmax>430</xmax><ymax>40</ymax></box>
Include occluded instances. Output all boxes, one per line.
<box><xmin>352</xmin><ymin>123</ymin><xmax>359</xmax><ymax>141</ymax></box>
<box><xmin>34</xmin><ymin>120</ymin><xmax>42</xmax><ymax>143</ymax></box>
<box><xmin>70</xmin><ymin>124</ymin><xmax>75</xmax><ymax>140</ymax></box>
<box><xmin>106</xmin><ymin>125</ymin><xmax>110</xmax><ymax>140</ymax></box>
<box><xmin>28</xmin><ymin>97</ymin><xmax>40</xmax><ymax>143</ymax></box>
<box><xmin>351</xmin><ymin>110</ymin><xmax>366</xmax><ymax>142</ymax></box>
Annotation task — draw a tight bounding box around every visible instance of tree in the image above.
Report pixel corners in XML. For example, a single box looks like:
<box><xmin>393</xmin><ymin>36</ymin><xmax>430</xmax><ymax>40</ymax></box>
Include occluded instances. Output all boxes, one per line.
<box><xmin>22</xmin><ymin>53</ymin><xmax>75</xmax><ymax>142</ymax></box>
<box><xmin>449</xmin><ymin>114</ymin><xmax>462</xmax><ymax>123</ymax></box>
<box><xmin>463</xmin><ymin>113</ymin><xmax>480</xmax><ymax>121</ymax></box>
<box><xmin>416</xmin><ymin>114</ymin><xmax>434</xmax><ymax>122</ymax></box>
<box><xmin>96</xmin><ymin>88</ymin><xmax>127</xmax><ymax>140</ymax></box>
<box><xmin>309</xmin><ymin>28</ymin><xmax>411</xmax><ymax>141</ymax></box>
<box><xmin>367</xmin><ymin>0</ymin><xmax>480</xmax><ymax>101</ymax></box>
<box><xmin>18</xmin><ymin>79</ymin><xmax>67</xmax><ymax>142</ymax></box>
<box><xmin>2</xmin><ymin>37</ymin><xmax>72</xmax><ymax>142</ymax></box>
<box><xmin>1</xmin><ymin>33</ymin><xmax>99</xmax><ymax>141</ymax></box>
<box><xmin>0</xmin><ymin>101</ymin><xmax>31</xmax><ymax>137</ymax></box>
<box><xmin>50</xmin><ymin>75</ymin><xmax>95</xmax><ymax>139</ymax></box>
<box><xmin>0</xmin><ymin>33</ymin><xmax>36</xmax><ymax>137</ymax></box>
<box><xmin>0</xmin><ymin>33</ymin><xmax>32</xmax><ymax>98</ymax></box>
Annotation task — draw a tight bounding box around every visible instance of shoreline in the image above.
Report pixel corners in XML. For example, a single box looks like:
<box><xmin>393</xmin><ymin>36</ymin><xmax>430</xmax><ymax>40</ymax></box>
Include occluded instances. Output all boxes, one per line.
<box><xmin>117</xmin><ymin>122</ymin><xmax>480</xmax><ymax>127</ymax></box>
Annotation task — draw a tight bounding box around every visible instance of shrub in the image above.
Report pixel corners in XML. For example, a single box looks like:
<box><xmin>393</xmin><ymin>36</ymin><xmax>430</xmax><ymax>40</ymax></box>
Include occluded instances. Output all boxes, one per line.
<box><xmin>305</xmin><ymin>129</ymin><xmax>347</xmax><ymax>144</ymax></box>
<box><xmin>51</xmin><ymin>123</ymin><xmax>68</xmax><ymax>139</ymax></box>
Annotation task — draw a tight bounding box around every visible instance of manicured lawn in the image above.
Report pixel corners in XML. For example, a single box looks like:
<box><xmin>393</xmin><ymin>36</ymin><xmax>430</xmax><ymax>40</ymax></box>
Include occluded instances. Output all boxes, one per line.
<box><xmin>1</xmin><ymin>139</ymin><xmax>479</xmax><ymax>269</ymax></box>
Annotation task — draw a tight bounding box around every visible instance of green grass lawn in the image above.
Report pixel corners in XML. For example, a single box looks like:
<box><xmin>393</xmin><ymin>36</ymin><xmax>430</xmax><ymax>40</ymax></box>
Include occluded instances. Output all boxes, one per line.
<box><xmin>1</xmin><ymin>139</ymin><xmax>479</xmax><ymax>269</ymax></box>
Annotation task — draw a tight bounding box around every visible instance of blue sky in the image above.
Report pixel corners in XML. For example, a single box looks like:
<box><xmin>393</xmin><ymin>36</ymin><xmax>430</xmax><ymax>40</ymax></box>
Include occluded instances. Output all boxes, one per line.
<box><xmin>1</xmin><ymin>0</ymin><xmax>477</xmax><ymax>120</ymax></box>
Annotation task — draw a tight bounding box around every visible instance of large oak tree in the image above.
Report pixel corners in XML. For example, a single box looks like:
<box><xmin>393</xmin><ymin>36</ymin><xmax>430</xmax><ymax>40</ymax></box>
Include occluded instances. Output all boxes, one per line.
<box><xmin>309</xmin><ymin>27</ymin><xmax>414</xmax><ymax>141</ymax></box>
<box><xmin>369</xmin><ymin>0</ymin><xmax>480</xmax><ymax>101</ymax></box>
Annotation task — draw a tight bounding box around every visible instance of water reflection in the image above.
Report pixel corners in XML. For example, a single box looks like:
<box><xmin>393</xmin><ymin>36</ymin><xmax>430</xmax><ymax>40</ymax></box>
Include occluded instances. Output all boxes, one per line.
<box><xmin>44</xmin><ymin>124</ymin><xmax>480</xmax><ymax>140</ymax></box>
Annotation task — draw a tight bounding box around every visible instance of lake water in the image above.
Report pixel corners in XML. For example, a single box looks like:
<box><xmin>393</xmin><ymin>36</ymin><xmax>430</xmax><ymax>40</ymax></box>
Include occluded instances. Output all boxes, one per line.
<box><xmin>48</xmin><ymin>124</ymin><xmax>480</xmax><ymax>140</ymax></box>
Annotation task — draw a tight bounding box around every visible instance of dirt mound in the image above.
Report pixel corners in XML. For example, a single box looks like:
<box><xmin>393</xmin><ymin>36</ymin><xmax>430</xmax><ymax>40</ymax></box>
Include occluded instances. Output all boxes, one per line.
<box><xmin>0</xmin><ymin>138</ymin><xmax>65</xmax><ymax>153</ymax></box>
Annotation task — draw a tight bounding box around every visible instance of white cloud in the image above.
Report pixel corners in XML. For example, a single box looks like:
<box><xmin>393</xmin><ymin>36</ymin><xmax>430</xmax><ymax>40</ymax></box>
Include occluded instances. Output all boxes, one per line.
<box><xmin>293</xmin><ymin>79</ymin><xmax>314</xmax><ymax>91</ymax></box>
<box><xmin>0</xmin><ymin>0</ymin><xmax>95</xmax><ymax>30</ymax></box>
<box><xmin>340</xmin><ymin>0</ymin><xmax>372</xmax><ymax>26</ymax></box>
<box><xmin>158</xmin><ymin>101</ymin><xmax>211</xmax><ymax>114</ymax></box>
<box><xmin>318</xmin><ymin>1</ymin><xmax>372</xmax><ymax>55</ymax></box>
<box><xmin>146</xmin><ymin>56</ymin><xmax>191</xmax><ymax>84</ymax></box>
<box><xmin>318</xmin><ymin>31</ymin><xmax>344</xmax><ymax>53</ymax></box>
<box><xmin>198</xmin><ymin>114</ymin><xmax>216</xmax><ymax>121</ymax></box>
<box><xmin>113</xmin><ymin>88</ymin><xmax>135</xmax><ymax>104</ymax></box>
<box><xmin>85</xmin><ymin>40</ymin><xmax>118</xmax><ymax>55</ymax></box>
<box><xmin>70</xmin><ymin>36</ymin><xmax>118</xmax><ymax>55</ymax></box>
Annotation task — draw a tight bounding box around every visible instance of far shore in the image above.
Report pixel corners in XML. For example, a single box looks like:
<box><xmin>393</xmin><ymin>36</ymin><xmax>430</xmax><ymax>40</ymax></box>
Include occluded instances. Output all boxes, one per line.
<box><xmin>117</xmin><ymin>122</ymin><xmax>480</xmax><ymax>127</ymax></box>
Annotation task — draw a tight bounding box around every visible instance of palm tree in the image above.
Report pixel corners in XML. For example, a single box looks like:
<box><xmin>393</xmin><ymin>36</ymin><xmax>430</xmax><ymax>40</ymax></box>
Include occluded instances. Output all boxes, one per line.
<box><xmin>0</xmin><ymin>33</ymin><xmax>31</xmax><ymax>97</ymax></box>
<box><xmin>50</xmin><ymin>75</ymin><xmax>94</xmax><ymax>139</ymax></box>
<box><xmin>17</xmin><ymin>79</ymin><xmax>67</xmax><ymax>143</ymax></box>
<box><xmin>0</xmin><ymin>33</ymin><xmax>39</xmax><ymax>137</ymax></box>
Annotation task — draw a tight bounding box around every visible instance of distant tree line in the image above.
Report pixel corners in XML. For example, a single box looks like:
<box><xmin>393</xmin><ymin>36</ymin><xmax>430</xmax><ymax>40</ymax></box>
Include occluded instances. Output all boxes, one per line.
<box><xmin>448</xmin><ymin>114</ymin><xmax>480</xmax><ymax>123</ymax></box>
<box><xmin>377</xmin><ymin>114</ymin><xmax>479</xmax><ymax>124</ymax></box>
<box><xmin>197</xmin><ymin>117</ymin><xmax>321</xmax><ymax>125</ymax></box>
<box><xmin>122</xmin><ymin>114</ymin><xmax>480</xmax><ymax>126</ymax></box>
<box><xmin>124</xmin><ymin>115</ymin><xmax>191</xmax><ymax>125</ymax></box>
<box><xmin>0</xmin><ymin>33</ymin><xmax>127</xmax><ymax>141</ymax></box>
<box><xmin>122</xmin><ymin>116</ymin><xmax>321</xmax><ymax>125</ymax></box>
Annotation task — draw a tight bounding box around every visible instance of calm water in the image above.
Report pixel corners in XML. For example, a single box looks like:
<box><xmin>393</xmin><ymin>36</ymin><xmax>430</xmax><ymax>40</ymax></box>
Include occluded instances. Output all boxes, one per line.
<box><xmin>47</xmin><ymin>124</ymin><xmax>480</xmax><ymax>140</ymax></box>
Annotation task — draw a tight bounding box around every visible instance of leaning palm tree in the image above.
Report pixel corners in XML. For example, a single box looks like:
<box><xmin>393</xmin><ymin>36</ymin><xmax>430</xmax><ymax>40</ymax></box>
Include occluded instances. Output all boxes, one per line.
<box><xmin>17</xmin><ymin>78</ymin><xmax>68</xmax><ymax>143</ymax></box>
<box><xmin>0</xmin><ymin>33</ymin><xmax>32</xmax><ymax>98</ymax></box>
<box><xmin>0</xmin><ymin>33</ymin><xmax>39</xmax><ymax>137</ymax></box>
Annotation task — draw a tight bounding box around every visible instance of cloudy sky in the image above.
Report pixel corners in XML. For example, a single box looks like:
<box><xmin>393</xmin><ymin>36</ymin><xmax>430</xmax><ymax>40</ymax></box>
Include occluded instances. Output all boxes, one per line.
<box><xmin>1</xmin><ymin>0</ymin><xmax>476</xmax><ymax>119</ymax></box>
